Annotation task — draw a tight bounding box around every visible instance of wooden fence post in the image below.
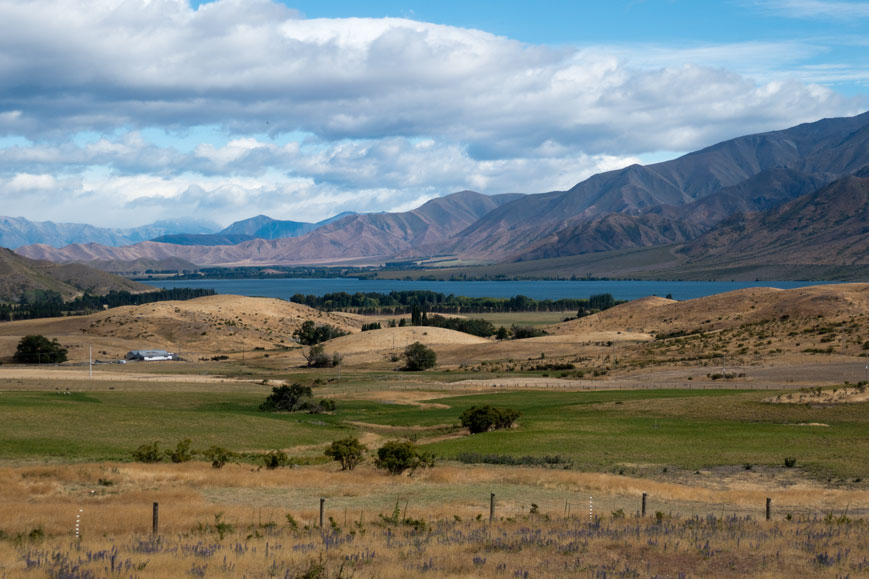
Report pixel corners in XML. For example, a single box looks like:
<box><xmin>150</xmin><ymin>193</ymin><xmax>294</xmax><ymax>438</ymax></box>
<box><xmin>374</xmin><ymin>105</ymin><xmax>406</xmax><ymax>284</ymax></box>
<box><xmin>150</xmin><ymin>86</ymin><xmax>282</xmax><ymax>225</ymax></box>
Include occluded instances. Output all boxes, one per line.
<box><xmin>320</xmin><ymin>498</ymin><xmax>325</xmax><ymax>528</ymax></box>
<box><xmin>642</xmin><ymin>493</ymin><xmax>647</xmax><ymax>517</ymax></box>
<box><xmin>766</xmin><ymin>497</ymin><xmax>771</xmax><ymax>521</ymax></box>
<box><xmin>152</xmin><ymin>502</ymin><xmax>159</xmax><ymax>535</ymax></box>
<box><xmin>489</xmin><ymin>493</ymin><xmax>495</xmax><ymax>523</ymax></box>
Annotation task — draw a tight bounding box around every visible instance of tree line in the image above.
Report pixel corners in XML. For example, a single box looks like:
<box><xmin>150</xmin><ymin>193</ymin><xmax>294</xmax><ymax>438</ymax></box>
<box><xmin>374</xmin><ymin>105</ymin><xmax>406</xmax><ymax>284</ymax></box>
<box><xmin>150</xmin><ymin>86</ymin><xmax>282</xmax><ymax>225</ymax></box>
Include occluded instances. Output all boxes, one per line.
<box><xmin>290</xmin><ymin>290</ymin><xmax>621</xmax><ymax>314</ymax></box>
<box><xmin>0</xmin><ymin>288</ymin><xmax>216</xmax><ymax>321</ymax></box>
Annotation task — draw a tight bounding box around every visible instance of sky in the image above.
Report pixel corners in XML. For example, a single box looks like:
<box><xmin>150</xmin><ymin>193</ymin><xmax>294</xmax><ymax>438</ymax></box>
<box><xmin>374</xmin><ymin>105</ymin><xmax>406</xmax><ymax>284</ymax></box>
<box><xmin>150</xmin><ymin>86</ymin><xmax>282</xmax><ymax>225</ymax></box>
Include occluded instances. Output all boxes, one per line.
<box><xmin>1</xmin><ymin>0</ymin><xmax>868</xmax><ymax>229</ymax></box>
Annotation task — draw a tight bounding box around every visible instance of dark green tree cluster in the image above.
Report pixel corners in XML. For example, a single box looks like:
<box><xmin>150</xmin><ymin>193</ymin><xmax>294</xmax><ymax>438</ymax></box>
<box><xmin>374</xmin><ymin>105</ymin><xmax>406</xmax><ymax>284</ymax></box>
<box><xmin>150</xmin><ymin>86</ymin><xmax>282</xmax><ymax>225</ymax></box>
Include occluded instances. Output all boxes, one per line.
<box><xmin>418</xmin><ymin>314</ymin><xmax>495</xmax><ymax>337</ymax></box>
<box><xmin>401</xmin><ymin>342</ymin><xmax>436</xmax><ymax>371</ymax></box>
<box><xmin>259</xmin><ymin>383</ymin><xmax>336</xmax><ymax>413</ymax></box>
<box><xmin>13</xmin><ymin>335</ymin><xmax>68</xmax><ymax>364</ymax></box>
<box><xmin>292</xmin><ymin>321</ymin><xmax>349</xmax><ymax>345</ymax></box>
<box><xmin>509</xmin><ymin>325</ymin><xmax>548</xmax><ymax>339</ymax></box>
<box><xmin>291</xmin><ymin>290</ymin><xmax>622</xmax><ymax>315</ymax></box>
<box><xmin>1</xmin><ymin>288</ymin><xmax>216</xmax><ymax>321</ymax></box>
<box><xmin>460</xmin><ymin>405</ymin><xmax>521</xmax><ymax>434</ymax></box>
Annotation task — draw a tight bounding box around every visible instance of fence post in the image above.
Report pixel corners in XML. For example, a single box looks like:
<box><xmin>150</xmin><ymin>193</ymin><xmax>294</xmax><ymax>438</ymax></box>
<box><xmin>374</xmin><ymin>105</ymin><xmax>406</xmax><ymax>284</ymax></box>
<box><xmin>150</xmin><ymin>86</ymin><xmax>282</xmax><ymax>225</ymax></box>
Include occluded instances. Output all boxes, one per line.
<box><xmin>489</xmin><ymin>493</ymin><xmax>495</xmax><ymax>523</ymax></box>
<box><xmin>765</xmin><ymin>497</ymin><xmax>771</xmax><ymax>521</ymax></box>
<box><xmin>152</xmin><ymin>502</ymin><xmax>159</xmax><ymax>535</ymax></box>
<box><xmin>642</xmin><ymin>492</ymin><xmax>647</xmax><ymax>517</ymax></box>
<box><xmin>320</xmin><ymin>498</ymin><xmax>325</xmax><ymax>528</ymax></box>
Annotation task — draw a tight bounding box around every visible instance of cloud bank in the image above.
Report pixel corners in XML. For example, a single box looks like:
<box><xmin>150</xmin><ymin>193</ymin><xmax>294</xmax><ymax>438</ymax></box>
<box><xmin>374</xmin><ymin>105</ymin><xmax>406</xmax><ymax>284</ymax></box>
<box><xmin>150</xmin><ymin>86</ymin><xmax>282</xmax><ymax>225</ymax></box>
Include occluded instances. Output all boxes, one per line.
<box><xmin>0</xmin><ymin>0</ymin><xmax>863</xmax><ymax>227</ymax></box>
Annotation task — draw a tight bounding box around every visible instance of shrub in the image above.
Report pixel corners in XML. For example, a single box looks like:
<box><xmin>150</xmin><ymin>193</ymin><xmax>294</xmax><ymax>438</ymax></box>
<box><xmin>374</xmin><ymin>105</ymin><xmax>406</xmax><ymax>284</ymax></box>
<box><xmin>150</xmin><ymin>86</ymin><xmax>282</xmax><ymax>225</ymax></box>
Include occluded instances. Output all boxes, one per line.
<box><xmin>203</xmin><ymin>446</ymin><xmax>234</xmax><ymax>469</ymax></box>
<box><xmin>375</xmin><ymin>440</ymin><xmax>434</xmax><ymax>475</ymax></box>
<box><xmin>460</xmin><ymin>405</ymin><xmax>521</xmax><ymax>434</ymax></box>
<box><xmin>324</xmin><ymin>437</ymin><xmax>367</xmax><ymax>470</ymax></box>
<box><xmin>784</xmin><ymin>457</ymin><xmax>797</xmax><ymax>468</ymax></box>
<box><xmin>13</xmin><ymin>335</ymin><xmax>68</xmax><ymax>364</ymax></box>
<box><xmin>259</xmin><ymin>383</ymin><xmax>313</xmax><ymax>412</ymax></box>
<box><xmin>303</xmin><ymin>344</ymin><xmax>342</xmax><ymax>368</ymax></box>
<box><xmin>262</xmin><ymin>450</ymin><xmax>292</xmax><ymax>469</ymax></box>
<box><xmin>132</xmin><ymin>441</ymin><xmax>163</xmax><ymax>463</ymax></box>
<box><xmin>167</xmin><ymin>438</ymin><xmax>193</xmax><ymax>463</ymax></box>
<box><xmin>293</xmin><ymin>321</ymin><xmax>348</xmax><ymax>345</ymax></box>
<box><xmin>510</xmin><ymin>325</ymin><xmax>547</xmax><ymax>339</ymax></box>
<box><xmin>402</xmin><ymin>342</ymin><xmax>436</xmax><ymax>371</ymax></box>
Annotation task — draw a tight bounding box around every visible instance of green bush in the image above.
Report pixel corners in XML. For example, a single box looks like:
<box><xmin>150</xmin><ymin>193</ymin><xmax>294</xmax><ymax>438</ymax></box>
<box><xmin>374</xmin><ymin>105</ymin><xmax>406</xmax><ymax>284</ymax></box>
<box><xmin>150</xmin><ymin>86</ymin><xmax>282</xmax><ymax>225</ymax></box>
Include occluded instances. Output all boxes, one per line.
<box><xmin>401</xmin><ymin>342</ymin><xmax>436</xmax><ymax>371</ymax></box>
<box><xmin>13</xmin><ymin>335</ymin><xmax>68</xmax><ymax>364</ymax></box>
<box><xmin>784</xmin><ymin>457</ymin><xmax>797</xmax><ymax>468</ymax></box>
<box><xmin>324</xmin><ymin>437</ymin><xmax>367</xmax><ymax>471</ymax></box>
<box><xmin>203</xmin><ymin>446</ymin><xmax>234</xmax><ymax>469</ymax></box>
<box><xmin>375</xmin><ymin>440</ymin><xmax>434</xmax><ymax>475</ymax></box>
<box><xmin>132</xmin><ymin>441</ymin><xmax>163</xmax><ymax>463</ymax></box>
<box><xmin>460</xmin><ymin>405</ymin><xmax>521</xmax><ymax>434</ymax></box>
<box><xmin>293</xmin><ymin>321</ymin><xmax>349</xmax><ymax>345</ymax></box>
<box><xmin>259</xmin><ymin>383</ymin><xmax>313</xmax><ymax>412</ymax></box>
<box><xmin>303</xmin><ymin>344</ymin><xmax>342</xmax><ymax>368</ymax></box>
<box><xmin>262</xmin><ymin>450</ymin><xmax>292</xmax><ymax>469</ymax></box>
<box><xmin>167</xmin><ymin>438</ymin><xmax>194</xmax><ymax>463</ymax></box>
<box><xmin>510</xmin><ymin>325</ymin><xmax>547</xmax><ymax>340</ymax></box>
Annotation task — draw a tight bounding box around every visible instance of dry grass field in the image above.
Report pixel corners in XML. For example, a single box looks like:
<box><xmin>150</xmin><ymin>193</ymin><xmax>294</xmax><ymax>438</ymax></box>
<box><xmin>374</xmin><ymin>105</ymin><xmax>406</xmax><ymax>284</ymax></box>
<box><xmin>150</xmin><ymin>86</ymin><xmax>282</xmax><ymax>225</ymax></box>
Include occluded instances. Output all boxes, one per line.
<box><xmin>0</xmin><ymin>284</ymin><xmax>868</xmax><ymax>576</ymax></box>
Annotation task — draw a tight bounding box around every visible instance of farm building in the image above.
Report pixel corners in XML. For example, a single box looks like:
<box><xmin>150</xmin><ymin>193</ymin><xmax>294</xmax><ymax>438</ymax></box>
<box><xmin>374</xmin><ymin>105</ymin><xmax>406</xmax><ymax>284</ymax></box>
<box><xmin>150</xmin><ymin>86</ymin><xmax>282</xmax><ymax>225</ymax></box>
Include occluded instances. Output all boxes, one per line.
<box><xmin>125</xmin><ymin>349</ymin><xmax>177</xmax><ymax>362</ymax></box>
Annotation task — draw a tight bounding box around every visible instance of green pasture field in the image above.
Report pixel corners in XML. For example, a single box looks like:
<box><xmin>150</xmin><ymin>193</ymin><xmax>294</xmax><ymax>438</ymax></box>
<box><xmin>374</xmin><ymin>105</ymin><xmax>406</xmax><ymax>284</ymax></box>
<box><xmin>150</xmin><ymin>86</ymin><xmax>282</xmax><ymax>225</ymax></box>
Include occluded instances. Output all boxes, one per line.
<box><xmin>0</xmin><ymin>380</ymin><xmax>865</xmax><ymax>483</ymax></box>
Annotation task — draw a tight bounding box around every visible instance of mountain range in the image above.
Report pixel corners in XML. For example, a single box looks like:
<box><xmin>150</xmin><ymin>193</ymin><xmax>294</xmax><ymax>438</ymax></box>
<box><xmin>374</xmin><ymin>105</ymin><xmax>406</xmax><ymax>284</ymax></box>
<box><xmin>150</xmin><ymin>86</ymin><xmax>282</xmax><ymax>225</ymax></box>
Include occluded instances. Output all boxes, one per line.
<box><xmin>9</xmin><ymin>111</ymin><xmax>869</xmax><ymax>276</ymax></box>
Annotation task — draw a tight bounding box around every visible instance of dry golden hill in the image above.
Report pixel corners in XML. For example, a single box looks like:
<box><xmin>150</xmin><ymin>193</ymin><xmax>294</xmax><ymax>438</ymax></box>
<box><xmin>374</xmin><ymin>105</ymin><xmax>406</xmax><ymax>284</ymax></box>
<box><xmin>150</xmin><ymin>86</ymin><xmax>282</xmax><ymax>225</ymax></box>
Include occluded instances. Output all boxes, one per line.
<box><xmin>288</xmin><ymin>326</ymin><xmax>489</xmax><ymax>367</ymax></box>
<box><xmin>552</xmin><ymin>283</ymin><xmax>869</xmax><ymax>336</ymax></box>
<box><xmin>0</xmin><ymin>294</ymin><xmax>362</xmax><ymax>362</ymax></box>
<box><xmin>323</xmin><ymin>326</ymin><xmax>489</xmax><ymax>355</ymax></box>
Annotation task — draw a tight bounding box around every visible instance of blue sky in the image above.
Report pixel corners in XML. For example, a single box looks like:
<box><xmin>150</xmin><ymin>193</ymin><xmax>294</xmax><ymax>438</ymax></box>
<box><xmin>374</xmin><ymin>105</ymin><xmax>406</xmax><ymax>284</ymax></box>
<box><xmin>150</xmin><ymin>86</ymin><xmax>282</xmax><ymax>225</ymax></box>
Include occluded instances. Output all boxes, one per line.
<box><xmin>0</xmin><ymin>0</ymin><xmax>867</xmax><ymax>228</ymax></box>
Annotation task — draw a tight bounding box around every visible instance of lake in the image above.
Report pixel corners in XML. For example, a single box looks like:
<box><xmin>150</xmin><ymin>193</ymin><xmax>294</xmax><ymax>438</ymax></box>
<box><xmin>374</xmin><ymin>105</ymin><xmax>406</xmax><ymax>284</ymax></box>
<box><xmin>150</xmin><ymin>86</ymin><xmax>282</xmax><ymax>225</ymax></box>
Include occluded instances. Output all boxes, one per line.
<box><xmin>153</xmin><ymin>278</ymin><xmax>833</xmax><ymax>302</ymax></box>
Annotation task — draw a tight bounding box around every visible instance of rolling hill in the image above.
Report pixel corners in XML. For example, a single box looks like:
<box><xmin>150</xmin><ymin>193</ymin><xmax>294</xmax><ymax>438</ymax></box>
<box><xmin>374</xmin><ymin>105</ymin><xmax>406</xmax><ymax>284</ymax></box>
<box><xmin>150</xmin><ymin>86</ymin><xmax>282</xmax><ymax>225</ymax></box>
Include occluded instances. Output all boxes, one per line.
<box><xmin>0</xmin><ymin>247</ymin><xmax>151</xmax><ymax>302</ymax></box>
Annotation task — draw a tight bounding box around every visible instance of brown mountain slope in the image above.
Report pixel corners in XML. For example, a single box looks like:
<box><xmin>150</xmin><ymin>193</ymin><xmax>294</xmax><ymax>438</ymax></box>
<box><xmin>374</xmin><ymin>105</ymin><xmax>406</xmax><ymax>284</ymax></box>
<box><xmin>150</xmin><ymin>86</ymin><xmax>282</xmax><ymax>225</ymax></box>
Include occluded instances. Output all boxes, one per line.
<box><xmin>510</xmin><ymin>167</ymin><xmax>834</xmax><ymax>262</ymax></box>
<box><xmin>442</xmin><ymin>112</ymin><xmax>869</xmax><ymax>260</ymax></box>
<box><xmin>680</xmin><ymin>174</ymin><xmax>869</xmax><ymax>265</ymax></box>
<box><xmin>0</xmin><ymin>248</ymin><xmax>150</xmax><ymax>302</ymax></box>
<box><xmin>15</xmin><ymin>191</ymin><xmax>524</xmax><ymax>266</ymax></box>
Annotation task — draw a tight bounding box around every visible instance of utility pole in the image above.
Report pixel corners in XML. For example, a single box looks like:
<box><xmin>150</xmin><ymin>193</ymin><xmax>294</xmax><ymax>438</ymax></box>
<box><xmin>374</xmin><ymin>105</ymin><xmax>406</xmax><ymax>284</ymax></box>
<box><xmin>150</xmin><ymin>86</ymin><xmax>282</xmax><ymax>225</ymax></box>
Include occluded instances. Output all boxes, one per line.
<box><xmin>89</xmin><ymin>346</ymin><xmax>93</xmax><ymax>379</ymax></box>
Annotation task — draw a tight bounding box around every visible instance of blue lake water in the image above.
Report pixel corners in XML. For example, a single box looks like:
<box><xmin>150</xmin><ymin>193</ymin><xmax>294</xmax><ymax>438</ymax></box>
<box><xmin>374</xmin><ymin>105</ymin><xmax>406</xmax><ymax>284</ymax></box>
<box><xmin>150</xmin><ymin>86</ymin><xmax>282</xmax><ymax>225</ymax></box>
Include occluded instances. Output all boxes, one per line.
<box><xmin>153</xmin><ymin>278</ymin><xmax>834</xmax><ymax>302</ymax></box>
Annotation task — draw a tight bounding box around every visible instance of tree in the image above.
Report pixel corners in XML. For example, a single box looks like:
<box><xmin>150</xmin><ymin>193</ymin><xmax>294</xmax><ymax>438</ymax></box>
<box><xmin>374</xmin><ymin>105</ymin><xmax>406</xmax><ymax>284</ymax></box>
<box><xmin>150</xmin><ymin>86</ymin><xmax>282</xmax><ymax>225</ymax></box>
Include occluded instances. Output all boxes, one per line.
<box><xmin>460</xmin><ymin>405</ymin><xmax>521</xmax><ymax>434</ymax></box>
<box><xmin>293</xmin><ymin>321</ymin><xmax>349</xmax><ymax>345</ymax></box>
<box><xmin>402</xmin><ymin>342</ymin><xmax>436</xmax><ymax>371</ymax></box>
<box><xmin>259</xmin><ymin>383</ymin><xmax>313</xmax><ymax>412</ymax></box>
<box><xmin>375</xmin><ymin>440</ymin><xmax>434</xmax><ymax>475</ymax></box>
<box><xmin>495</xmin><ymin>326</ymin><xmax>510</xmax><ymax>340</ymax></box>
<box><xmin>324</xmin><ymin>437</ymin><xmax>367</xmax><ymax>470</ymax></box>
<box><xmin>303</xmin><ymin>344</ymin><xmax>342</xmax><ymax>368</ymax></box>
<box><xmin>13</xmin><ymin>335</ymin><xmax>68</xmax><ymax>364</ymax></box>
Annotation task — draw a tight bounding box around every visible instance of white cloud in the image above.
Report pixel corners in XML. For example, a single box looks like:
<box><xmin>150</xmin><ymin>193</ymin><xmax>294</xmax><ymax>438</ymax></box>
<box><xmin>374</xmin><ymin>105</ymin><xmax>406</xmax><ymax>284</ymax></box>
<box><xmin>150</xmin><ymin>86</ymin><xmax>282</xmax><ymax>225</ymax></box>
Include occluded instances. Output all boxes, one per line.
<box><xmin>0</xmin><ymin>0</ymin><xmax>860</xmax><ymax>151</ymax></box>
<box><xmin>0</xmin><ymin>0</ymin><xmax>865</xmax><ymax>228</ymax></box>
<box><xmin>6</xmin><ymin>173</ymin><xmax>57</xmax><ymax>192</ymax></box>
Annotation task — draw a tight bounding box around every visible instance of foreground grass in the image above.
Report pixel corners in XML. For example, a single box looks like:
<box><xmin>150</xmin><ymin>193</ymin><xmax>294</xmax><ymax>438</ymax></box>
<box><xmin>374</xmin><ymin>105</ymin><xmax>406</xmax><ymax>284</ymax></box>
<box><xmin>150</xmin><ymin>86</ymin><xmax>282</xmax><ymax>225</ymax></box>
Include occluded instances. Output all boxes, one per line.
<box><xmin>3</xmin><ymin>513</ymin><xmax>867</xmax><ymax>578</ymax></box>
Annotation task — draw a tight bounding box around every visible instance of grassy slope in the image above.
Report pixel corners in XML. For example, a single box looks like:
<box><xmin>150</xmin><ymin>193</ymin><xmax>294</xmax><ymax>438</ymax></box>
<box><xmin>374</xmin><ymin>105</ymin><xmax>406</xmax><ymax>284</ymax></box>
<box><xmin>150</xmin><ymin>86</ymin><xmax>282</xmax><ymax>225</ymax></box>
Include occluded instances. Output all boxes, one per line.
<box><xmin>0</xmin><ymin>383</ymin><xmax>865</xmax><ymax>482</ymax></box>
